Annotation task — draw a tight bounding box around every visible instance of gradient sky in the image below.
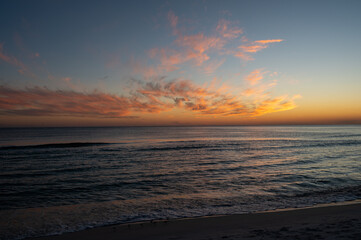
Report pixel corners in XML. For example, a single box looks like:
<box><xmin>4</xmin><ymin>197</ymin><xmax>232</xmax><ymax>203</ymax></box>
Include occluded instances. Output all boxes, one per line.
<box><xmin>0</xmin><ymin>0</ymin><xmax>360</xmax><ymax>127</ymax></box>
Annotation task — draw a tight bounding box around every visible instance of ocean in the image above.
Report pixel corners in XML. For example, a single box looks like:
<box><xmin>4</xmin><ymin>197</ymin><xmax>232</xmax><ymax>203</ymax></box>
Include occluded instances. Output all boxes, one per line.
<box><xmin>1</xmin><ymin>126</ymin><xmax>361</xmax><ymax>239</ymax></box>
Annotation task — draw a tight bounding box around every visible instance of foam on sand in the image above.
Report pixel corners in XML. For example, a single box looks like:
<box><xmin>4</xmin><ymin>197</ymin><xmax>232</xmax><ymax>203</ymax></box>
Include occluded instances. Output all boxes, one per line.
<box><xmin>29</xmin><ymin>200</ymin><xmax>361</xmax><ymax>240</ymax></box>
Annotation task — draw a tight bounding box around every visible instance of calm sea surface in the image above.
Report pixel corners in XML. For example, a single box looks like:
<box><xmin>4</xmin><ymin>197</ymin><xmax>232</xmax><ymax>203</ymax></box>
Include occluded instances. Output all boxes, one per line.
<box><xmin>1</xmin><ymin>126</ymin><xmax>361</xmax><ymax>239</ymax></box>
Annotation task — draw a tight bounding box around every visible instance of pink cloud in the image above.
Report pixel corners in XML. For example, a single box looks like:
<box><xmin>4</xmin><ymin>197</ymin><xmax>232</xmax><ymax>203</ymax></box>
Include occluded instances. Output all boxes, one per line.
<box><xmin>239</xmin><ymin>44</ymin><xmax>268</xmax><ymax>53</ymax></box>
<box><xmin>62</xmin><ymin>77</ymin><xmax>71</xmax><ymax>82</ymax></box>
<box><xmin>0</xmin><ymin>43</ymin><xmax>27</xmax><ymax>73</ymax></box>
<box><xmin>216</xmin><ymin>19</ymin><xmax>243</xmax><ymax>39</ymax></box>
<box><xmin>176</xmin><ymin>33</ymin><xmax>224</xmax><ymax>54</ymax></box>
<box><xmin>0</xmin><ymin>85</ymin><xmax>171</xmax><ymax>118</ymax></box>
<box><xmin>131</xmin><ymin>58</ymin><xmax>161</xmax><ymax>79</ymax></box>
<box><xmin>168</xmin><ymin>11</ymin><xmax>178</xmax><ymax>35</ymax></box>
<box><xmin>159</xmin><ymin>48</ymin><xmax>186</xmax><ymax>66</ymax></box>
<box><xmin>148</xmin><ymin>12</ymin><xmax>284</xmax><ymax>72</ymax></box>
<box><xmin>150</xmin><ymin>13</ymin><xmax>233</xmax><ymax>71</ymax></box>
<box><xmin>202</xmin><ymin>59</ymin><xmax>225</xmax><ymax>75</ymax></box>
<box><xmin>234</xmin><ymin>51</ymin><xmax>254</xmax><ymax>61</ymax></box>
<box><xmin>150</xmin><ymin>46</ymin><xmax>211</xmax><ymax>71</ymax></box>
<box><xmin>155</xmin><ymin>33</ymin><xmax>225</xmax><ymax>67</ymax></box>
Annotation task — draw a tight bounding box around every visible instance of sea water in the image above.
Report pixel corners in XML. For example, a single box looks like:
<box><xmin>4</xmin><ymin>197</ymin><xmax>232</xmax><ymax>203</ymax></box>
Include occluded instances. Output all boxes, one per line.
<box><xmin>1</xmin><ymin>126</ymin><xmax>361</xmax><ymax>239</ymax></box>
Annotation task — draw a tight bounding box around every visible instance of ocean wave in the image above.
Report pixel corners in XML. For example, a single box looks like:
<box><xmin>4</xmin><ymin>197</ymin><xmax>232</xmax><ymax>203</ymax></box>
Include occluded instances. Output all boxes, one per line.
<box><xmin>0</xmin><ymin>142</ymin><xmax>112</xmax><ymax>150</ymax></box>
<box><xmin>1</xmin><ymin>185</ymin><xmax>361</xmax><ymax>240</ymax></box>
<box><xmin>137</xmin><ymin>145</ymin><xmax>210</xmax><ymax>151</ymax></box>
<box><xmin>1</xmin><ymin>126</ymin><xmax>361</xmax><ymax>239</ymax></box>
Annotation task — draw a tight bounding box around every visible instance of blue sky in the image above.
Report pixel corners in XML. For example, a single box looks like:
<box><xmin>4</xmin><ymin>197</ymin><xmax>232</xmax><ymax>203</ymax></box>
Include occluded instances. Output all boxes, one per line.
<box><xmin>0</xmin><ymin>0</ymin><xmax>360</xmax><ymax>126</ymax></box>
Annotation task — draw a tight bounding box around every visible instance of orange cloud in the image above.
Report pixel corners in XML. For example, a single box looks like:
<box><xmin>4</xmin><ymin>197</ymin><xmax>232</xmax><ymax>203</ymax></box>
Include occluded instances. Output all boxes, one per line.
<box><xmin>150</xmin><ymin>42</ymin><xmax>214</xmax><ymax>71</ymax></box>
<box><xmin>235</xmin><ymin>39</ymin><xmax>284</xmax><ymax>60</ymax></box>
<box><xmin>0</xmin><ymin>85</ymin><xmax>170</xmax><ymax>118</ymax></box>
<box><xmin>245</xmin><ymin>69</ymin><xmax>264</xmax><ymax>85</ymax></box>
<box><xmin>151</xmin><ymin>12</ymin><xmax>284</xmax><ymax>72</ymax></box>
<box><xmin>234</xmin><ymin>51</ymin><xmax>254</xmax><ymax>61</ymax></box>
<box><xmin>156</xmin><ymin>48</ymin><xmax>186</xmax><ymax>71</ymax></box>
<box><xmin>242</xmin><ymin>70</ymin><xmax>279</xmax><ymax>100</ymax></box>
<box><xmin>239</xmin><ymin>39</ymin><xmax>284</xmax><ymax>53</ymax></box>
<box><xmin>131</xmin><ymin>58</ymin><xmax>161</xmax><ymax>79</ymax></box>
<box><xmin>0</xmin><ymin>14</ymin><xmax>293</xmax><ymax>121</ymax></box>
<box><xmin>176</xmin><ymin>34</ymin><xmax>224</xmax><ymax>54</ymax></box>
<box><xmin>242</xmin><ymin>80</ymin><xmax>277</xmax><ymax>97</ymax></box>
<box><xmin>0</xmin><ymin>78</ymin><xmax>299</xmax><ymax>119</ymax></box>
<box><xmin>242</xmin><ymin>88</ymin><xmax>257</xmax><ymax>96</ymax></box>
<box><xmin>252</xmin><ymin>94</ymin><xmax>301</xmax><ymax>116</ymax></box>
<box><xmin>157</xmin><ymin>33</ymin><xmax>225</xmax><ymax>67</ymax></box>
<box><xmin>152</xmin><ymin>13</ymin><xmax>235</xmax><ymax>71</ymax></box>
<box><xmin>202</xmin><ymin>58</ymin><xmax>226</xmax><ymax>75</ymax></box>
<box><xmin>136</xmin><ymin>78</ymin><xmax>298</xmax><ymax>117</ymax></box>
<box><xmin>254</xmin><ymin>39</ymin><xmax>284</xmax><ymax>44</ymax></box>
<box><xmin>239</xmin><ymin>45</ymin><xmax>268</xmax><ymax>53</ymax></box>
<box><xmin>136</xmin><ymin>79</ymin><xmax>246</xmax><ymax>116</ymax></box>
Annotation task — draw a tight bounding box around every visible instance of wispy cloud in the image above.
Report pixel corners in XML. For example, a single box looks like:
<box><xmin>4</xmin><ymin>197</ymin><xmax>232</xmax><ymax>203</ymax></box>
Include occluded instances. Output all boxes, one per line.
<box><xmin>131</xmin><ymin>58</ymin><xmax>161</xmax><ymax>80</ymax></box>
<box><xmin>242</xmin><ymin>80</ymin><xmax>278</xmax><ymax>97</ymax></box>
<box><xmin>245</xmin><ymin>69</ymin><xmax>265</xmax><ymax>85</ymax></box>
<box><xmin>152</xmin><ymin>12</ymin><xmax>284</xmax><ymax>74</ymax></box>
<box><xmin>175</xmin><ymin>33</ymin><xmax>225</xmax><ymax>63</ymax></box>
<box><xmin>233</xmin><ymin>51</ymin><xmax>254</xmax><ymax>61</ymax></box>
<box><xmin>0</xmin><ymin>43</ymin><xmax>28</xmax><ymax>74</ymax></box>
<box><xmin>167</xmin><ymin>11</ymin><xmax>178</xmax><ymax>35</ymax></box>
<box><xmin>202</xmin><ymin>58</ymin><xmax>226</xmax><ymax>75</ymax></box>
<box><xmin>62</xmin><ymin>77</ymin><xmax>72</xmax><ymax>82</ymax></box>
<box><xmin>151</xmin><ymin>34</ymin><xmax>224</xmax><ymax>71</ymax></box>
<box><xmin>254</xmin><ymin>39</ymin><xmax>284</xmax><ymax>44</ymax></box>
<box><xmin>216</xmin><ymin>19</ymin><xmax>243</xmax><ymax>39</ymax></box>
<box><xmin>151</xmin><ymin>13</ymin><xmax>239</xmax><ymax>72</ymax></box>
<box><xmin>13</xmin><ymin>32</ymin><xmax>41</xmax><ymax>60</ymax></box>
<box><xmin>235</xmin><ymin>39</ymin><xmax>284</xmax><ymax>60</ymax></box>
<box><xmin>240</xmin><ymin>39</ymin><xmax>284</xmax><ymax>53</ymax></box>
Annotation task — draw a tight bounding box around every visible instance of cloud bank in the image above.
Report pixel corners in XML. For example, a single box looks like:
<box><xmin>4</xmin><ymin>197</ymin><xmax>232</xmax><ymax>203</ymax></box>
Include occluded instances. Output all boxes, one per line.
<box><xmin>0</xmin><ymin>77</ymin><xmax>300</xmax><ymax>118</ymax></box>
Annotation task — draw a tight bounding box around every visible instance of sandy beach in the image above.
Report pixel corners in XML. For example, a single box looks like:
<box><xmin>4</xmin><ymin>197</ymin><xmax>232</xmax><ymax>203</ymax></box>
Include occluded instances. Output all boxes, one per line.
<box><xmin>29</xmin><ymin>201</ymin><xmax>361</xmax><ymax>240</ymax></box>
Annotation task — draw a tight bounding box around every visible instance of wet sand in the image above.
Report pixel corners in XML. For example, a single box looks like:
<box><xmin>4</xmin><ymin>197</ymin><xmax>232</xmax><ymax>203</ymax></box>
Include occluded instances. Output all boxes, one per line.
<box><xmin>30</xmin><ymin>201</ymin><xmax>361</xmax><ymax>240</ymax></box>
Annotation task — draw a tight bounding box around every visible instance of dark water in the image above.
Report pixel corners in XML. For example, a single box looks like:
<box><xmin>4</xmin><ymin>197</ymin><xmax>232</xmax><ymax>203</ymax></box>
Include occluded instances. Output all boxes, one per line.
<box><xmin>1</xmin><ymin>126</ymin><xmax>361</xmax><ymax>239</ymax></box>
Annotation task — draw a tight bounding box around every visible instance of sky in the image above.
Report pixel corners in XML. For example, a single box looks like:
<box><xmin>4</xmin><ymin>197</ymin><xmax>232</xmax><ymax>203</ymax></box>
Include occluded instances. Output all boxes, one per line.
<box><xmin>0</xmin><ymin>0</ymin><xmax>360</xmax><ymax>127</ymax></box>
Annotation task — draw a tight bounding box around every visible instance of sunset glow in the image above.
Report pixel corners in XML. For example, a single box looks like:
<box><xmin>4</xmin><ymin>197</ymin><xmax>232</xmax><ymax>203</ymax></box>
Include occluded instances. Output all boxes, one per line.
<box><xmin>0</xmin><ymin>1</ymin><xmax>360</xmax><ymax>127</ymax></box>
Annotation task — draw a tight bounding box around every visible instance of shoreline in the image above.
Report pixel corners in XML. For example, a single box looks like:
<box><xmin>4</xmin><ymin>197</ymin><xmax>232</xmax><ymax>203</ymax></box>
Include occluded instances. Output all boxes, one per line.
<box><xmin>29</xmin><ymin>200</ymin><xmax>361</xmax><ymax>240</ymax></box>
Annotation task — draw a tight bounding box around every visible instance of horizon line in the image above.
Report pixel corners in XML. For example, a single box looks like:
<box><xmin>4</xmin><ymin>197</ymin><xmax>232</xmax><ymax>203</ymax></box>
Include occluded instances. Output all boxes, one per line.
<box><xmin>1</xmin><ymin>123</ymin><xmax>360</xmax><ymax>128</ymax></box>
